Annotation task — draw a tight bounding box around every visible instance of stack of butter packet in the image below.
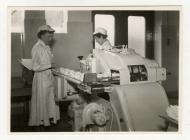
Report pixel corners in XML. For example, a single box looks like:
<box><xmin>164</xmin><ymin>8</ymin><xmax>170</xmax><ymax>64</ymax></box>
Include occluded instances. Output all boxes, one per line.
<box><xmin>166</xmin><ymin>105</ymin><xmax>178</xmax><ymax>121</ymax></box>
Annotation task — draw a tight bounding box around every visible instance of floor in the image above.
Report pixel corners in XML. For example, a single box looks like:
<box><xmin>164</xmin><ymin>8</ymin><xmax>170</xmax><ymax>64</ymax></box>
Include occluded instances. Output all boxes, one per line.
<box><xmin>10</xmin><ymin>77</ymin><xmax>178</xmax><ymax>132</ymax></box>
<box><xmin>11</xmin><ymin>101</ymin><xmax>72</xmax><ymax>132</ymax></box>
<box><xmin>11</xmin><ymin>77</ymin><xmax>72</xmax><ymax>132</ymax></box>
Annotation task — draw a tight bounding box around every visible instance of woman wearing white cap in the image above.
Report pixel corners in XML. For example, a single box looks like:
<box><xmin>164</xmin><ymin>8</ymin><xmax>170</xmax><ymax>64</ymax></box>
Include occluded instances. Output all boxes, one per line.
<box><xmin>93</xmin><ymin>28</ymin><xmax>113</xmax><ymax>51</ymax></box>
<box><xmin>28</xmin><ymin>25</ymin><xmax>60</xmax><ymax>127</ymax></box>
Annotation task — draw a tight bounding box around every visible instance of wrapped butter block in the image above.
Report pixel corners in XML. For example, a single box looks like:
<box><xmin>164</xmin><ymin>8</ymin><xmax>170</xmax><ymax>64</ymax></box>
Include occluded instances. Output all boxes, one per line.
<box><xmin>166</xmin><ymin>105</ymin><xmax>178</xmax><ymax>121</ymax></box>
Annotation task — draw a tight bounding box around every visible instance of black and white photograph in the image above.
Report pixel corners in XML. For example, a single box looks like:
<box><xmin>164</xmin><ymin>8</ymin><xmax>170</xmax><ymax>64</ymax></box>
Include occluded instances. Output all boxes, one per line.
<box><xmin>9</xmin><ymin>6</ymin><xmax>180</xmax><ymax>132</ymax></box>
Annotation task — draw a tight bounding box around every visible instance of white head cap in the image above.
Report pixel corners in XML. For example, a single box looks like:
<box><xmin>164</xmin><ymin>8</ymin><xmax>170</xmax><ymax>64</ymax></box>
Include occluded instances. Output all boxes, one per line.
<box><xmin>93</xmin><ymin>28</ymin><xmax>107</xmax><ymax>35</ymax></box>
<box><xmin>37</xmin><ymin>25</ymin><xmax>55</xmax><ymax>34</ymax></box>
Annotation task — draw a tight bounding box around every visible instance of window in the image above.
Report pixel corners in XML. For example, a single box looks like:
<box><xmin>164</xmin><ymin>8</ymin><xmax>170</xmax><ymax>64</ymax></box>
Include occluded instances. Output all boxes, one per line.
<box><xmin>11</xmin><ymin>10</ymin><xmax>25</xmax><ymax>33</ymax></box>
<box><xmin>128</xmin><ymin>16</ymin><xmax>146</xmax><ymax>57</ymax></box>
<box><xmin>45</xmin><ymin>10</ymin><xmax>68</xmax><ymax>33</ymax></box>
<box><xmin>94</xmin><ymin>14</ymin><xmax>115</xmax><ymax>48</ymax></box>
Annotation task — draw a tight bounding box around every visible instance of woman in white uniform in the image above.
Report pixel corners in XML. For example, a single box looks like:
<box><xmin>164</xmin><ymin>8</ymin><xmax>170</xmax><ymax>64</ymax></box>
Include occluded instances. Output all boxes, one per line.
<box><xmin>28</xmin><ymin>25</ymin><xmax>60</xmax><ymax>126</ymax></box>
<box><xmin>93</xmin><ymin>28</ymin><xmax>113</xmax><ymax>51</ymax></box>
<box><xmin>92</xmin><ymin>28</ymin><xmax>112</xmax><ymax>101</ymax></box>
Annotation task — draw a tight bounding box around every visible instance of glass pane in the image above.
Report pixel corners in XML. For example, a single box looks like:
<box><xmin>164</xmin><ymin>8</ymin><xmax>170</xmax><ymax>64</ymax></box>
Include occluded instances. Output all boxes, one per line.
<box><xmin>11</xmin><ymin>10</ymin><xmax>25</xmax><ymax>33</ymax></box>
<box><xmin>45</xmin><ymin>10</ymin><xmax>68</xmax><ymax>33</ymax></box>
<box><xmin>94</xmin><ymin>14</ymin><xmax>115</xmax><ymax>48</ymax></box>
<box><xmin>128</xmin><ymin>16</ymin><xmax>145</xmax><ymax>57</ymax></box>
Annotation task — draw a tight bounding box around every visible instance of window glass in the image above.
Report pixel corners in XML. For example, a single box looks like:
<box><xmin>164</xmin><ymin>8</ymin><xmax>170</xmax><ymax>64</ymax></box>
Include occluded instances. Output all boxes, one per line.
<box><xmin>11</xmin><ymin>10</ymin><xmax>25</xmax><ymax>33</ymax></box>
<box><xmin>94</xmin><ymin>14</ymin><xmax>115</xmax><ymax>48</ymax></box>
<box><xmin>128</xmin><ymin>16</ymin><xmax>145</xmax><ymax>57</ymax></box>
<box><xmin>45</xmin><ymin>10</ymin><xmax>68</xmax><ymax>33</ymax></box>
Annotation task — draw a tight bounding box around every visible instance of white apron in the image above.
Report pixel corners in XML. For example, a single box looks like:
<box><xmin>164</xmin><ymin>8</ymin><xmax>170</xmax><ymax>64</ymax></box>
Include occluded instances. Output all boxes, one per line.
<box><xmin>28</xmin><ymin>40</ymin><xmax>60</xmax><ymax>126</ymax></box>
<box><xmin>96</xmin><ymin>39</ymin><xmax>113</xmax><ymax>51</ymax></box>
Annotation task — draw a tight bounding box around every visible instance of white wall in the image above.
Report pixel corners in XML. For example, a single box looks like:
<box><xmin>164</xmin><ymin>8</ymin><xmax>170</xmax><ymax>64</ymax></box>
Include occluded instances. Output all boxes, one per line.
<box><xmin>53</xmin><ymin>11</ymin><xmax>93</xmax><ymax>70</ymax></box>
